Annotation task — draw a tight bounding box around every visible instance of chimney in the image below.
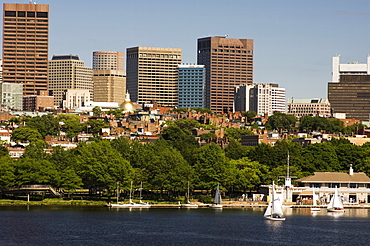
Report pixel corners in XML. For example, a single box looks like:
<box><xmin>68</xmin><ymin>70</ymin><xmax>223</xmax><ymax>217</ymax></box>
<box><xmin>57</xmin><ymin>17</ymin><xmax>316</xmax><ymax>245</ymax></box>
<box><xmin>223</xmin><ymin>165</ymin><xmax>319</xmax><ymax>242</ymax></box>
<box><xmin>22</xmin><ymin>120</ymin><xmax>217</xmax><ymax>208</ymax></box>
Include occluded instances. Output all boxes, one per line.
<box><xmin>349</xmin><ymin>164</ymin><xmax>354</xmax><ymax>175</ymax></box>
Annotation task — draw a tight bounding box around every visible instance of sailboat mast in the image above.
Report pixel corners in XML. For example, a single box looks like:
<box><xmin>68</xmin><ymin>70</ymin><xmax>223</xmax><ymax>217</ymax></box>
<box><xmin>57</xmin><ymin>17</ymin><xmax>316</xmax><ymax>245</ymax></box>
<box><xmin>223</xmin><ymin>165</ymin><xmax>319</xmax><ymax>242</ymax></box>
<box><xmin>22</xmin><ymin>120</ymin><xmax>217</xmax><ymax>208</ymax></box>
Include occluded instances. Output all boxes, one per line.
<box><xmin>116</xmin><ymin>181</ymin><xmax>119</xmax><ymax>204</ymax></box>
<box><xmin>287</xmin><ymin>151</ymin><xmax>290</xmax><ymax>179</ymax></box>
<box><xmin>140</xmin><ymin>182</ymin><xmax>143</xmax><ymax>203</ymax></box>
<box><xmin>130</xmin><ymin>181</ymin><xmax>133</xmax><ymax>203</ymax></box>
<box><xmin>187</xmin><ymin>181</ymin><xmax>190</xmax><ymax>203</ymax></box>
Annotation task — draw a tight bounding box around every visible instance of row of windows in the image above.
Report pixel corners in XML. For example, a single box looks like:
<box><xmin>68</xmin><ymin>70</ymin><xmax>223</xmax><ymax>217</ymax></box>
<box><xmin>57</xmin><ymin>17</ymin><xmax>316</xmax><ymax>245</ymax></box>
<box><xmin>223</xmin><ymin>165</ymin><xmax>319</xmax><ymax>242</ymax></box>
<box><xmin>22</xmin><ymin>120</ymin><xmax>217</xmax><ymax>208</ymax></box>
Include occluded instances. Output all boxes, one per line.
<box><xmin>211</xmin><ymin>49</ymin><xmax>252</xmax><ymax>54</ymax></box>
<box><xmin>5</xmin><ymin>11</ymin><xmax>48</xmax><ymax>18</ymax></box>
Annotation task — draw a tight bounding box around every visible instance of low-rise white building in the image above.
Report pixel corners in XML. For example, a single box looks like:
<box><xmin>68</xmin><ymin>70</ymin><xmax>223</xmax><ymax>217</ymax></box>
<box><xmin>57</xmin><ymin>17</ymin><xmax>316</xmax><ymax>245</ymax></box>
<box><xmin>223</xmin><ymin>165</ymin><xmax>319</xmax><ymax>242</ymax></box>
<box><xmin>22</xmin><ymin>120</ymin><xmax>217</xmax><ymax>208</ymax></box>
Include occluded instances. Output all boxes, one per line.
<box><xmin>287</xmin><ymin>98</ymin><xmax>331</xmax><ymax>118</ymax></box>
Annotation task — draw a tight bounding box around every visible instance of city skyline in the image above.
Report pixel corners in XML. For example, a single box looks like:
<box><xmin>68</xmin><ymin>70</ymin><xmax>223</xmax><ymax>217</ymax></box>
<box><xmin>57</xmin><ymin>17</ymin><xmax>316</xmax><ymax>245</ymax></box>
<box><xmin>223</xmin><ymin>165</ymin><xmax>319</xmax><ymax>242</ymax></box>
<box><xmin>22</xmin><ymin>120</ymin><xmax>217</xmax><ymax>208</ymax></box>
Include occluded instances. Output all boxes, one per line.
<box><xmin>2</xmin><ymin>0</ymin><xmax>370</xmax><ymax>100</ymax></box>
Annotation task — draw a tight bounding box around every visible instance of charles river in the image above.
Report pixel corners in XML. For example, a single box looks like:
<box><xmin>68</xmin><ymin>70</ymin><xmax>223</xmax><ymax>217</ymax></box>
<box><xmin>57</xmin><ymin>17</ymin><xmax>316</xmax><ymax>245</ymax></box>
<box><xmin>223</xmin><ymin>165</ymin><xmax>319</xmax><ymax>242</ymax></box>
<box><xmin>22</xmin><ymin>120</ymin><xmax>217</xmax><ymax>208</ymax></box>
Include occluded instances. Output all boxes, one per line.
<box><xmin>0</xmin><ymin>206</ymin><xmax>368</xmax><ymax>246</ymax></box>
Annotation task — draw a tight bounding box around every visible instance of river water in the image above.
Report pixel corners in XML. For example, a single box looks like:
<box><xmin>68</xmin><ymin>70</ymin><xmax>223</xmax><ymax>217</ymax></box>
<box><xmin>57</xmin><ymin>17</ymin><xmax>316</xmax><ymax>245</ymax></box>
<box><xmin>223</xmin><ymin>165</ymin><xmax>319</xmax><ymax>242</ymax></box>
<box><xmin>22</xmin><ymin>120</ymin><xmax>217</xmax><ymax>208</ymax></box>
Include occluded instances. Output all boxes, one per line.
<box><xmin>0</xmin><ymin>206</ymin><xmax>368</xmax><ymax>246</ymax></box>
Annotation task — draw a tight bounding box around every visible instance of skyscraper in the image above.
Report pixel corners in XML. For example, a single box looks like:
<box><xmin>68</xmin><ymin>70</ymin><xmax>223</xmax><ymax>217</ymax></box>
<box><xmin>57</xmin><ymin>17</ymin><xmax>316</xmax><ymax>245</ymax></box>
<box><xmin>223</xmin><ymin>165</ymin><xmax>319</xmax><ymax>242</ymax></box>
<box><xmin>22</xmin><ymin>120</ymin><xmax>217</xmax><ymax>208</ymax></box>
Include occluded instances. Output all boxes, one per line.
<box><xmin>2</xmin><ymin>3</ymin><xmax>49</xmax><ymax>96</ymax></box>
<box><xmin>328</xmin><ymin>56</ymin><xmax>370</xmax><ymax>121</ymax></box>
<box><xmin>197</xmin><ymin>36</ymin><xmax>253</xmax><ymax>113</ymax></box>
<box><xmin>93</xmin><ymin>51</ymin><xmax>124</xmax><ymax>71</ymax></box>
<box><xmin>93</xmin><ymin>51</ymin><xmax>126</xmax><ymax>103</ymax></box>
<box><xmin>178</xmin><ymin>64</ymin><xmax>205</xmax><ymax>109</ymax></box>
<box><xmin>48</xmin><ymin>55</ymin><xmax>93</xmax><ymax>108</ymax></box>
<box><xmin>126</xmin><ymin>47</ymin><xmax>182</xmax><ymax>106</ymax></box>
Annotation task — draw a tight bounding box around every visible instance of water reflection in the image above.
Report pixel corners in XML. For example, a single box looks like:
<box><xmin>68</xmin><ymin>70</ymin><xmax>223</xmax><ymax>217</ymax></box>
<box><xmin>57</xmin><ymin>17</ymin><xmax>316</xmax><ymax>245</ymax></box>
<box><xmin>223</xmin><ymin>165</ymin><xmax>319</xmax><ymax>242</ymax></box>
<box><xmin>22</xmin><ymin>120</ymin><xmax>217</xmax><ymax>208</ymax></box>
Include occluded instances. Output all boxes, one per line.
<box><xmin>288</xmin><ymin>208</ymin><xmax>370</xmax><ymax>217</ymax></box>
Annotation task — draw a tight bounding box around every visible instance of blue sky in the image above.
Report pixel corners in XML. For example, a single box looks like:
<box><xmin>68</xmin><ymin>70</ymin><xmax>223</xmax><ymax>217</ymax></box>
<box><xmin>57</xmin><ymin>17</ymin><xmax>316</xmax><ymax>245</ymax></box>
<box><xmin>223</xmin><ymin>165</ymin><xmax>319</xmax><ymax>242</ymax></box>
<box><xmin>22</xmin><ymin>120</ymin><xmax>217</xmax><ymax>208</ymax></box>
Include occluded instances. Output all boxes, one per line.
<box><xmin>4</xmin><ymin>0</ymin><xmax>370</xmax><ymax>99</ymax></box>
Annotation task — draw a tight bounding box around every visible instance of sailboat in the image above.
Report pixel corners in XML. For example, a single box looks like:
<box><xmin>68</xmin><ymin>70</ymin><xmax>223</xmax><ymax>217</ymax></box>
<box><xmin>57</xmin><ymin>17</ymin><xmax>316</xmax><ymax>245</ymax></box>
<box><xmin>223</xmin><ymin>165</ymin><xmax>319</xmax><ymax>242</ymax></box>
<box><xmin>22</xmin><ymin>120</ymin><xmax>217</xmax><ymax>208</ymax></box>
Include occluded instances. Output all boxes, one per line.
<box><xmin>181</xmin><ymin>182</ymin><xmax>198</xmax><ymax>208</ymax></box>
<box><xmin>209</xmin><ymin>184</ymin><xmax>223</xmax><ymax>209</ymax></box>
<box><xmin>327</xmin><ymin>186</ymin><xmax>344</xmax><ymax>212</ymax></box>
<box><xmin>264</xmin><ymin>181</ymin><xmax>286</xmax><ymax>221</ymax></box>
<box><xmin>310</xmin><ymin>187</ymin><xmax>321</xmax><ymax>212</ymax></box>
<box><xmin>110</xmin><ymin>181</ymin><xmax>151</xmax><ymax>208</ymax></box>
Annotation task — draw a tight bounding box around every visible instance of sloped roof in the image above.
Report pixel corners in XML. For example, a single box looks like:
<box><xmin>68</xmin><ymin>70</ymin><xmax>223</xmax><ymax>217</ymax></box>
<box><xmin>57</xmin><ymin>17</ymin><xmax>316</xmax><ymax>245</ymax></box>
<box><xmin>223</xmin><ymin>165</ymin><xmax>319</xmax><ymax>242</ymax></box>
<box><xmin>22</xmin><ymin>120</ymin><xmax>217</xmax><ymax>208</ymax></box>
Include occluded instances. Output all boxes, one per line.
<box><xmin>297</xmin><ymin>172</ymin><xmax>370</xmax><ymax>183</ymax></box>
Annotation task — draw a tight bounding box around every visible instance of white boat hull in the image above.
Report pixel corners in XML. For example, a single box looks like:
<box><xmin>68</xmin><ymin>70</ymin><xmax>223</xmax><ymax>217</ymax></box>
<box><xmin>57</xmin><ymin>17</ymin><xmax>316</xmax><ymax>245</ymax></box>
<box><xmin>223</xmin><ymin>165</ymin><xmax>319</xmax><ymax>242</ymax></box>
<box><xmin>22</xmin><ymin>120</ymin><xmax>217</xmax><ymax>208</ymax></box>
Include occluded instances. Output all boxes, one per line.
<box><xmin>209</xmin><ymin>204</ymin><xmax>223</xmax><ymax>209</ymax></box>
<box><xmin>110</xmin><ymin>203</ymin><xmax>151</xmax><ymax>208</ymax></box>
<box><xmin>310</xmin><ymin>207</ymin><xmax>321</xmax><ymax>211</ymax></box>
<box><xmin>264</xmin><ymin>215</ymin><xmax>286</xmax><ymax>221</ymax></box>
<box><xmin>181</xmin><ymin>203</ymin><xmax>198</xmax><ymax>208</ymax></box>
<box><xmin>327</xmin><ymin>208</ymin><xmax>344</xmax><ymax>212</ymax></box>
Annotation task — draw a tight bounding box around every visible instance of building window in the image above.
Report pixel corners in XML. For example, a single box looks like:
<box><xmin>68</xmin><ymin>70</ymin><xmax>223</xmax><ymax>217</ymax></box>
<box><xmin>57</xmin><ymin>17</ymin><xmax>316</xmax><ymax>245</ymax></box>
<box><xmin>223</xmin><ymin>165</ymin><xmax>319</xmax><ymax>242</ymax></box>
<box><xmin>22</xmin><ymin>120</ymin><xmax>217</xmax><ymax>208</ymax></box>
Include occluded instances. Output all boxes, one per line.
<box><xmin>309</xmin><ymin>183</ymin><xmax>321</xmax><ymax>188</ymax></box>
<box><xmin>328</xmin><ymin>183</ymin><xmax>340</xmax><ymax>188</ymax></box>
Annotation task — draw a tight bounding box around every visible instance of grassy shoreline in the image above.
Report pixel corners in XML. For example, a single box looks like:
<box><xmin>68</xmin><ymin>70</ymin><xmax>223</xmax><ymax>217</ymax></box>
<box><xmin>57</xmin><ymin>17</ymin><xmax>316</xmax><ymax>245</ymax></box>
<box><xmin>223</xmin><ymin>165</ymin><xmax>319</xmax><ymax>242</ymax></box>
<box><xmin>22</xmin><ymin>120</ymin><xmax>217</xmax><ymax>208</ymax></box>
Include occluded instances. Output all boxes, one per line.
<box><xmin>0</xmin><ymin>199</ymin><xmax>107</xmax><ymax>206</ymax></box>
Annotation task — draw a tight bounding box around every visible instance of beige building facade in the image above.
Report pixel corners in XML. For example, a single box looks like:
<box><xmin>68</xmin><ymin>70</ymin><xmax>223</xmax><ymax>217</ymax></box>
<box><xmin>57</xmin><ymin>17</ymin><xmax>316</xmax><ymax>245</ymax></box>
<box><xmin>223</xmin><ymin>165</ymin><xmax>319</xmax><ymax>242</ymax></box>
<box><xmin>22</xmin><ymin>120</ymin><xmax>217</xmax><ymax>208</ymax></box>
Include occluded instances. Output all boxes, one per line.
<box><xmin>48</xmin><ymin>55</ymin><xmax>93</xmax><ymax>108</ymax></box>
<box><xmin>93</xmin><ymin>51</ymin><xmax>124</xmax><ymax>71</ymax></box>
<box><xmin>93</xmin><ymin>70</ymin><xmax>126</xmax><ymax>103</ymax></box>
<box><xmin>126</xmin><ymin>47</ymin><xmax>182</xmax><ymax>106</ymax></box>
<box><xmin>2</xmin><ymin>3</ymin><xmax>49</xmax><ymax>96</ymax></box>
<box><xmin>287</xmin><ymin>98</ymin><xmax>331</xmax><ymax>118</ymax></box>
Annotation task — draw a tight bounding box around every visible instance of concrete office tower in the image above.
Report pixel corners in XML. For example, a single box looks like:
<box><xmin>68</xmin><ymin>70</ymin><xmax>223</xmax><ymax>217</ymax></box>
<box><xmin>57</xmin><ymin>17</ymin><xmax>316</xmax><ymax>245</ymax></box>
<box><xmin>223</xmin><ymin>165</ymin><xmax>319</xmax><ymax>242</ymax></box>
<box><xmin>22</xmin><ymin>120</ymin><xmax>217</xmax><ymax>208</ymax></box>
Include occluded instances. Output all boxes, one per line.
<box><xmin>178</xmin><ymin>64</ymin><xmax>205</xmax><ymax>109</ymax></box>
<box><xmin>0</xmin><ymin>82</ymin><xmax>23</xmax><ymax>110</ymax></box>
<box><xmin>197</xmin><ymin>36</ymin><xmax>253</xmax><ymax>113</ymax></box>
<box><xmin>48</xmin><ymin>55</ymin><xmax>93</xmax><ymax>108</ymax></box>
<box><xmin>328</xmin><ymin>56</ymin><xmax>370</xmax><ymax>120</ymax></box>
<box><xmin>126</xmin><ymin>47</ymin><xmax>182</xmax><ymax>106</ymax></box>
<box><xmin>287</xmin><ymin>98</ymin><xmax>331</xmax><ymax>118</ymax></box>
<box><xmin>2</xmin><ymin>3</ymin><xmax>49</xmax><ymax>96</ymax></box>
<box><xmin>93</xmin><ymin>51</ymin><xmax>126</xmax><ymax>103</ymax></box>
<box><xmin>235</xmin><ymin>83</ymin><xmax>285</xmax><ymax>116</ymax></box>
<box><xmin>93</xmin><ymin>70</ymin><xmax>126</xmax><ymax>103</ymax></box>
<box><xmin>93</xmin><ymin>51</ymin><xmax>124</xmax><ymax>71</ymax></box>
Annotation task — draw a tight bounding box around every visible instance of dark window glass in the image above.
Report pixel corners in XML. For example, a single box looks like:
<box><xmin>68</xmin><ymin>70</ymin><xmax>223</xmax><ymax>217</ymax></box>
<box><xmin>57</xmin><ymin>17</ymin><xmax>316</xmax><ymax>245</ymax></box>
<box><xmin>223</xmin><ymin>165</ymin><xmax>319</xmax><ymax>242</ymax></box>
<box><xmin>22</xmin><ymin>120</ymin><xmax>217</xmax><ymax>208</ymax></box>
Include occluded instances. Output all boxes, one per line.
<box><xmin>27</xmin><ymin>12</ymin><xmax>35</xmax><ymax>17</ymax></box>
<box><xmin>18</xmin><ymin>11</ymin><xmax>26</xmax><ymax>17</ymax></box>
<box><xmin>37</xmin><ymin>12</ymin><xmax>48</xmax><ymax>18</ymax></box>
<box><xmin>5</xmin><ymin>11</ymin><xmax>16</xmax><ymax>17</ymax></box>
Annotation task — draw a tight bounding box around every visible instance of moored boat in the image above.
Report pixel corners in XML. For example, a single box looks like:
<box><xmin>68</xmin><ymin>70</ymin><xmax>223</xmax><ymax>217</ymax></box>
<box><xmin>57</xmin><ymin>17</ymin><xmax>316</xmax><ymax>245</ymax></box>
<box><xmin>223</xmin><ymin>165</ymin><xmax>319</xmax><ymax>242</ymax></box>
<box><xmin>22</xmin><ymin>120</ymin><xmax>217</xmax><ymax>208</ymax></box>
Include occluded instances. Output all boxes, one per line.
<box><xmin>209</xmin><ymin>184</ymin><xmax>223</xmax><ymax>209</ymax></box>
<box><xmin>264</xmin><ymin>181</ymin><xmax>286</xmax><ymax>221</ymax></box>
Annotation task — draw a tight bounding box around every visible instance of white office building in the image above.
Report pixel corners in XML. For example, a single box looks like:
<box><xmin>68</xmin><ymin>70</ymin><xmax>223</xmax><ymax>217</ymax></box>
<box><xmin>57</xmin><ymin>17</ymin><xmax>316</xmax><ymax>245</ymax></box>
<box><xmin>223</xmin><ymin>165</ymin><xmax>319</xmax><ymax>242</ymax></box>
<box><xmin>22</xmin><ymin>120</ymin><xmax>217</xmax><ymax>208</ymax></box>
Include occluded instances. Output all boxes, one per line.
<box><xmin>235</xmin><ymin>83</ymin><xmax>286</xmax><ymax>116</ymax></box>
<box><xmin>332</xmin><ymin>55</ymin><xmax>370</xmax><ymax>82</ymax></box>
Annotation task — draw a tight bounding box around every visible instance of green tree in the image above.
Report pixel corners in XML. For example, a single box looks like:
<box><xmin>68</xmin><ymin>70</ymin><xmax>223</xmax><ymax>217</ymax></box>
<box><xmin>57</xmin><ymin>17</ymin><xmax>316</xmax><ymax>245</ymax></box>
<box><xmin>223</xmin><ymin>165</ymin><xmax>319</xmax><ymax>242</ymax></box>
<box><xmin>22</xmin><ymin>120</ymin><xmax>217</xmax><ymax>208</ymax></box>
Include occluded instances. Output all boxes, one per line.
<box><xmin>230</xmin><ymin>157</ymin><xmax>268</xmax><ymax>191</ymax></box>
<box><xmin>300</xmin><ymin>143</ymin><xmax>340</xmax><ymax>174</ymax></box>
<box><xmin>59</xmin><ymin>167</ymin><xmax>83</xmax><ymax>195</ymax></box>
<box><xmin>266</xmin><ymin>112</ymin><xmax>297</xmax><ymax>131</ymax></box>
<box><xmin>225</xmin><ymin>128</ymin><xmax>254</xmax><ymax>142</ymax></box>
<box><xmin>92</xmin><ymin>106</ymin><xmax>102</xmax><ymax>115</ymax></box>
<box><xmin>73</xmin><ymin>141</ymin><xmax>133</xmax><ymax>197</ymax></box>
<box><xmin>224</xmin><ymin>140</ymin><xmax>250</xmax><ymax>160</ymax></box>
<box><xmin>25</xmin><ymin>115</ymin><xmax>60</xmax><ymax>138</ymax></box>
<box><xmin>15</xmin><ymin>158</ymin><xmax>59</xmax><ymax>186</ymax></box>
<box><xmin>161</xmin><ymin>124</ymin><xmax>199</xmax><ymax>163</ymax></box>
<box><xmin>242</xmin><ymin>111</ymin><xmax>257</xmax><ymax>123</ymax></box>
<box><xmin>172</xmin><ymin>119</ymin><xmax>200</xmax><ymax>131</ymax></box>
<box><xmin>85</xmin><ymin>119</ymin><xmax>109</xmax><ymax>137</ymax></box>
<box><xmin>192</xmin><ymin>143</ymin><xmax>231</xmax><ymax>190</ymax></box>
<box><xmin>199</xmin><ymin>132</ymin><xmax>217</xmax><ymax>143</ymax></box>
<box><xmin>57</xmin><ymin>114</ymin><xmax>84</xmax><ymax>140</ymax></box>
<box><xmin>21</xmin><ymin>140</ymin><xmax>49</xmax><ymax>160</ymax></box>
<box><xmin>0</xmin><ymin>146</ymin><xmax>9</xmax><ymax>158</ymax></box>
<box><xmin>0</xmin><ymin>156</ymin><xmax>16</xmax><ymax>189</ymax></box>
<box><xmin>145</xmin><ymin>139</ymin><xmax>193</xmax><ymax>198</ymax></box>
<box><xmin>12</xmin><ymin>127</ymin><xmax>43</xmax><ymax>142</ymax></box>
<box><xmin>191</xmin><ymin>107</ymin><xmax>212</xmax><ymax>114</ymax></box>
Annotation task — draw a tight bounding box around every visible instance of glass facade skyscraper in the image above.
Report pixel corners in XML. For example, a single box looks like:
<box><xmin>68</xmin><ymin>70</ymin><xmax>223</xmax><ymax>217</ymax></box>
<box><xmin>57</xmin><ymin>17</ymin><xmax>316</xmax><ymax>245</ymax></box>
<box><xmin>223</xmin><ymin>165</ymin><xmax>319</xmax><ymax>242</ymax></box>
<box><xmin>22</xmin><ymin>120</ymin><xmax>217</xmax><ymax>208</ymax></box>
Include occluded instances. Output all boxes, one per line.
<box><xmin>178</xmin><ymin>65</ymin><xmax>205</xmax><ymax>109</ymax></box>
